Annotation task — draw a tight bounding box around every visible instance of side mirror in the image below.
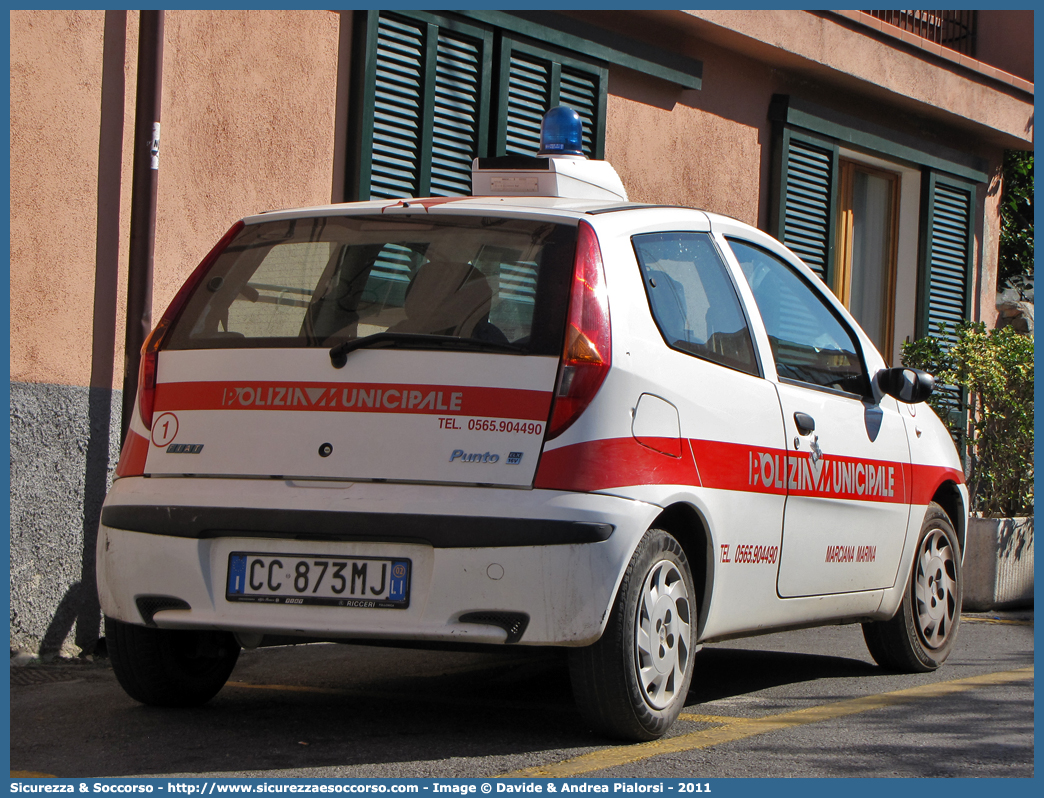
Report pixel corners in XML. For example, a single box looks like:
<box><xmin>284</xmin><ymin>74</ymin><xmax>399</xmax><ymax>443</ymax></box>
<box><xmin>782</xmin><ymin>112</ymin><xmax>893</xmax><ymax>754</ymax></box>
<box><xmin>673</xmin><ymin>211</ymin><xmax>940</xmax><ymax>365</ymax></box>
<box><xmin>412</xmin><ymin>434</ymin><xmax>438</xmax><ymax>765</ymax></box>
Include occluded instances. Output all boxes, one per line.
<box><xmin>876</xmin><ymin>367</ymin><xmax>934</xmax><ymax>404</ymax></box>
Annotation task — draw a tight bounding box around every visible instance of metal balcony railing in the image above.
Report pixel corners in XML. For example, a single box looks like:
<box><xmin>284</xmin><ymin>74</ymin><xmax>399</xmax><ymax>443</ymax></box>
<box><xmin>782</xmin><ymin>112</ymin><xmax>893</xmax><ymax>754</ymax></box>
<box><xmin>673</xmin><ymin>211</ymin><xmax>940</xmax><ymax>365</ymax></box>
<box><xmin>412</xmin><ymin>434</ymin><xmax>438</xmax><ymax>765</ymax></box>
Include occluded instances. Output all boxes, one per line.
<box><xmin>863</xmin><ymin>10</ymin><xmax>977</xmax><ymax>57</ymax></box>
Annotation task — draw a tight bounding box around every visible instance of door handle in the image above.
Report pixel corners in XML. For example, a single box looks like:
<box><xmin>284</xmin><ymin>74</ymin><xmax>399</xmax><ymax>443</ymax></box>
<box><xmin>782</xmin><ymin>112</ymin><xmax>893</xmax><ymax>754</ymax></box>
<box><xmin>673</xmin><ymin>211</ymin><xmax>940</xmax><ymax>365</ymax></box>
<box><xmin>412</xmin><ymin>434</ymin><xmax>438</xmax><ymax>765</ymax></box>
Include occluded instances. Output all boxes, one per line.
<box><xmin>794</xmin><ymin>412</ymin><xmax>816</xmax><ymax>436</ymax></box>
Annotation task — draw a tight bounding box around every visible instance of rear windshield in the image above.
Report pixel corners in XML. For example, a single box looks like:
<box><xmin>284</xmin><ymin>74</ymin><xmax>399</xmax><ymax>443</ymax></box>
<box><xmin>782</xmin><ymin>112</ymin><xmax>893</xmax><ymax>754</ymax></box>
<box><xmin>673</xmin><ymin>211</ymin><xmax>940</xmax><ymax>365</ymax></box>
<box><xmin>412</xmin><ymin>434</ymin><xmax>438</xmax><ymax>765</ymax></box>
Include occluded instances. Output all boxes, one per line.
<box><xmin>165</xmin><ymin>215</ymin><xmax>576</xmax><ymax>355</ymax></box>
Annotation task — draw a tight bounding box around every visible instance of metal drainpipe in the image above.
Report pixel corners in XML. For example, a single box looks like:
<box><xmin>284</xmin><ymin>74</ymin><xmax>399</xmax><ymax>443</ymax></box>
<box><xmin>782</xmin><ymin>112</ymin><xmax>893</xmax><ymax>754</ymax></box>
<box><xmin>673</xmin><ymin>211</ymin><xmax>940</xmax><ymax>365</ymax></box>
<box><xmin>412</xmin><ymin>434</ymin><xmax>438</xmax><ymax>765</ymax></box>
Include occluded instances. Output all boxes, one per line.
<box><xmin>121</xmin><ymin>10</ymin><xmax>165</xmax><ymax>442</ymax></box>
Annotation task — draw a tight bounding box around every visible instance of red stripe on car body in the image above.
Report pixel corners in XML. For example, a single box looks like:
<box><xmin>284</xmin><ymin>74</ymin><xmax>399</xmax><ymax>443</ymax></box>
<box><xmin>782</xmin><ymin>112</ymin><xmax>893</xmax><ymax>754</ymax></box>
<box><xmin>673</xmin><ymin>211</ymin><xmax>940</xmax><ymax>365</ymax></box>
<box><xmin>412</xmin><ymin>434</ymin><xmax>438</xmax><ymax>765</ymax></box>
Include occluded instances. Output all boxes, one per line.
<box><xmin>535</xmin><ymin>437</ymin><xmax>963</xmax><ymax>503</ymax></box>
<box><xmin>534</xmin><ymin>437</ymin><xmax>702</xmax><ymax>492</ymax></box>
<box><xmin>114</xmin><ymin>429</ymin><xmax>150</xmax><ymax>477</ymax></box>
<box><xmin>909</xmin><ymin>463</ymin><xmax>967</xmax><ymax>506</ymax></box>
<box><xmin>691</xmin><ymin>439</ymin><xmax>911</xmax><ymax>504</ymax></box>
<box><xmin>154</xmin><ymin>381</ymin><xmax>552</xmax><ymax>421</ymax></box>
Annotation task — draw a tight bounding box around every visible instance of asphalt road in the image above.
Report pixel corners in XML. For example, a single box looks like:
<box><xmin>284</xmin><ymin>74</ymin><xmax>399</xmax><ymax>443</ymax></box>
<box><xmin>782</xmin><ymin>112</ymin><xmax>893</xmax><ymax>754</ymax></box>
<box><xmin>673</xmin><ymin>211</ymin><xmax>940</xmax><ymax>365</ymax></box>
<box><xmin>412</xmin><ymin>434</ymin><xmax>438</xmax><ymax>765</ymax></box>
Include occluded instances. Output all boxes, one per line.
<box><xmin>9</xmin><ymin>611</ymin><xmax>1033</xmax><ymax>780</ymax></box>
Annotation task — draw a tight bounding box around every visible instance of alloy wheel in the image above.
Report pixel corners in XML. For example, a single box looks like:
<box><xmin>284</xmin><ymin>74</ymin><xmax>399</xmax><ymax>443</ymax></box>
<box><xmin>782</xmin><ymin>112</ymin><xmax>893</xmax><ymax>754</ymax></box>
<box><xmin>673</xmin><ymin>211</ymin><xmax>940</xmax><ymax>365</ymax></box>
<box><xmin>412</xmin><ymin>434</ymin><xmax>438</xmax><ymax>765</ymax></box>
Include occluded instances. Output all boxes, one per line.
<box><xmin>634</xmin><ymin>559</ymin><xmax>692</xmax><ymax>709</ymax></box>
<box><xmin>913</xmin><ymin>527</ymin><xmax>959</xmax><ymax>649</ymax></box>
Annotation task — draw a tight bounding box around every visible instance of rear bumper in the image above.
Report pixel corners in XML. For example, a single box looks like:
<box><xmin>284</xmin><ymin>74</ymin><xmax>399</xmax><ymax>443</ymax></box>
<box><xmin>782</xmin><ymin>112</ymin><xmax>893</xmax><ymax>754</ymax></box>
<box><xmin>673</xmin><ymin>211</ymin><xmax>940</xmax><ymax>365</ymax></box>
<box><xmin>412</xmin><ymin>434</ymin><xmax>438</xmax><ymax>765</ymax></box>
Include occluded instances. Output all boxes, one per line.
<box><xmin>100</xmin><ymin>504</ymin><xmax>613</xmax><ymax>547</ymax></box>
<box><xmin>97</xmin><ymin>477</ymin><xmax>660</xmax><ymax>646</ymax></box>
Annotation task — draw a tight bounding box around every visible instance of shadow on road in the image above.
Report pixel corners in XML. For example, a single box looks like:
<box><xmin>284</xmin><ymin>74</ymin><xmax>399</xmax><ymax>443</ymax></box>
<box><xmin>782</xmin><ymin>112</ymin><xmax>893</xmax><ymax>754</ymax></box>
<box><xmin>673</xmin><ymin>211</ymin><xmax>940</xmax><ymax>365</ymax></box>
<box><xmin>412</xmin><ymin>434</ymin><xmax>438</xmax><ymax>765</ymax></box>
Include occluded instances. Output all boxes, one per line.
<box><xmin>688</xmin><ymin>646</ymin><xmax>879</xmax><ymax>704</ymax></box>
<box><xmin>10</xmin><ymin>636</ymin><xmax>1029</xmax><ymax>778</ymax></box>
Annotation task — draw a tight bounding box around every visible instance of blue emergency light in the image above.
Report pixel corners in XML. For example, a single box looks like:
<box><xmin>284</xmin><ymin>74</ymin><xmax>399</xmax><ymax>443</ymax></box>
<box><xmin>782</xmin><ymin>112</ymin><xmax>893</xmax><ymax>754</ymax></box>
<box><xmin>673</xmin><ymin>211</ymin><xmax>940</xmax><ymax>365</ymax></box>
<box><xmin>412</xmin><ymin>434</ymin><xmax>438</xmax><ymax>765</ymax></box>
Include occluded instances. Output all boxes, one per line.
<box><xmin>538</xmin><ymin>106</ymin><xmax>585</xmax><ymax>157</ymax></box>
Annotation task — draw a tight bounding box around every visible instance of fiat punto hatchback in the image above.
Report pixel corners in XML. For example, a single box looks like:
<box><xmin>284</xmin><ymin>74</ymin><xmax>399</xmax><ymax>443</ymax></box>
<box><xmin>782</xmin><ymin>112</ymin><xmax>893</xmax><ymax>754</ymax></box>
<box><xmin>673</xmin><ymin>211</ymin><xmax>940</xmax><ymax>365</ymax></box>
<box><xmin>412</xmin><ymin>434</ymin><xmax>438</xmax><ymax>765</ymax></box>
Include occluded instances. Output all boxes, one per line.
<box><xmin>99</xmin><ymin>109</ymin><xmax>967</xmax><ymax>741</ymax></box>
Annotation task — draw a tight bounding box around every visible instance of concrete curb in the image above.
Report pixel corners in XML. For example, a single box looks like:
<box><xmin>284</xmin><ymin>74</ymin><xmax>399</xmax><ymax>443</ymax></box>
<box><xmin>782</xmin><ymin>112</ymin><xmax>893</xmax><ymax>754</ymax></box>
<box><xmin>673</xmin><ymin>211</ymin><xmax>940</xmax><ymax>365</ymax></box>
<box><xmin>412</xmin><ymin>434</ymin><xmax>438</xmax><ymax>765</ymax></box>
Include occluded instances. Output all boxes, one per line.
<box><xmin>962</xmin><ymin>516</ymin><xmax>1034</xmax><ymax>611</ymax></box>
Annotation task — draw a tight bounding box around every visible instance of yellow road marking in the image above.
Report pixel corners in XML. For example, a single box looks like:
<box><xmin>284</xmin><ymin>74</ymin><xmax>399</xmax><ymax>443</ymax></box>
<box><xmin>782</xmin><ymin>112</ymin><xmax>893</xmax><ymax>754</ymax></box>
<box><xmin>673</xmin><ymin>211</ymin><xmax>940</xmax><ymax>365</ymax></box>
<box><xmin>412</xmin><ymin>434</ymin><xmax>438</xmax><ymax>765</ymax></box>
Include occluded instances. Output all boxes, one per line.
<box><xmin>963</xmin><ymin>616</ymin><xmax>1033</xmax><ymax>626</ymax></box>
<box><xmin>10</xmin><ymin>772</ymin><xmax>56</xmax><ymax>778</ymax></box>
<box><xmin>500</xmin><ymin>666</ymin><xmax>1034</xmax><ymax>778</ymax></box>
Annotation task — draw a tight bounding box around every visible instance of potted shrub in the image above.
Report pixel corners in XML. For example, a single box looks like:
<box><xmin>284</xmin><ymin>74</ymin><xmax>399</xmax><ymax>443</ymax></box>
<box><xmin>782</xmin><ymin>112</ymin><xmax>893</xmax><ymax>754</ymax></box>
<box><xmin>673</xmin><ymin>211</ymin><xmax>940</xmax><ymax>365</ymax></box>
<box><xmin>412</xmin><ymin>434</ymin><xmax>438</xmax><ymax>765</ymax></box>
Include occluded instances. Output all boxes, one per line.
<box><xmin>902</xmin><ymin>322</ymin><xmax>1033</xmax><ymax>610</ymax></box>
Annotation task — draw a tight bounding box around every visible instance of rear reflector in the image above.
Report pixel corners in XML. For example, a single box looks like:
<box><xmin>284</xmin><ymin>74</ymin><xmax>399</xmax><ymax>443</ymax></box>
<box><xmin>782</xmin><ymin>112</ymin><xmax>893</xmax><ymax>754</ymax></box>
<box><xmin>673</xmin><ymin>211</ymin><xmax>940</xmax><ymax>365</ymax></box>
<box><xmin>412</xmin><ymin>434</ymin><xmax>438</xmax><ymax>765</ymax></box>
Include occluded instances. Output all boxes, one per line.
<box><xmin>545</xmin><ymin>220</ymin><xmax>611</xmax><ymax>439</ymax></box>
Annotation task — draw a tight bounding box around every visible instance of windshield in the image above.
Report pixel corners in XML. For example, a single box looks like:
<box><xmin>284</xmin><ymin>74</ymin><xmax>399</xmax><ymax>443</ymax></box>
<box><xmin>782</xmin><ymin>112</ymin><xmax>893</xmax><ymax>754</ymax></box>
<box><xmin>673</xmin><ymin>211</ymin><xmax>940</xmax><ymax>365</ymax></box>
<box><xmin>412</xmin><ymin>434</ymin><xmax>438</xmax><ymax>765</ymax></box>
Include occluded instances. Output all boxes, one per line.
<box><xmin>165</xmin><ymin>215</ymin><xmax>576</xmax><ymax>356</ymax></box>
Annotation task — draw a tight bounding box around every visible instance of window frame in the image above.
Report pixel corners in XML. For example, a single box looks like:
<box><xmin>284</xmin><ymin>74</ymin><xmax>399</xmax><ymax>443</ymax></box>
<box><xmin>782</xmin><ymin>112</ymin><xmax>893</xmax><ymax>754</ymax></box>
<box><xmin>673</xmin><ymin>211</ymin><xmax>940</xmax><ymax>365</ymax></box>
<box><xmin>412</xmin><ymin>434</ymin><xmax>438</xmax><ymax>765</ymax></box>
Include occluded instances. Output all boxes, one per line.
<box><xmin>835</xmin><ymin>159</ymin><xmax>901</xmax><ymax>360</ymax></box>
<box><xmin>768</xmin><ymin>94</ymin><xmax>987</xmax><ymax>365</ymax></box>
<box><xmin>632</xmin><ymin>230</ymin><xmax>763</xmax><ymax>378</ymax></box>
<box><xmin>494</xmin><ymin>35</ymin><xmax>608</xmax><ymax>159</ymax></box>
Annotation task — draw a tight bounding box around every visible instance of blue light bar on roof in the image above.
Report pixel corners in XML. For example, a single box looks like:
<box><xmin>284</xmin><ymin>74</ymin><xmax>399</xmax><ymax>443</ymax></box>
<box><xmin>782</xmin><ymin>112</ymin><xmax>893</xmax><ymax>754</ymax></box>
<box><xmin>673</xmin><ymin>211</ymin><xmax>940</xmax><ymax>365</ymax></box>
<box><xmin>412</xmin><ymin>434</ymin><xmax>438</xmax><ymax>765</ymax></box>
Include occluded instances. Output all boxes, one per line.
<box><xmin>538</xmin><ymin>106</ymin><xmax>585</xmax><ymax>157</ymax></box>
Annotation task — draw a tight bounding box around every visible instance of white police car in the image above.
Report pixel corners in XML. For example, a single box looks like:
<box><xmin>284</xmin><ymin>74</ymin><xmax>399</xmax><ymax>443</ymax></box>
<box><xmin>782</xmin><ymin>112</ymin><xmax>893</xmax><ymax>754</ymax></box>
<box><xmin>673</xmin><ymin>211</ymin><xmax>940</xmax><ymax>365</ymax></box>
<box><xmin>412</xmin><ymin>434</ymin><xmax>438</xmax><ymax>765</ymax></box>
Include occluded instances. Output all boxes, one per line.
<box><xmin>98</xmin><ymin>108</ymin><xmax>967</xmax><ymax>741</ymax></box>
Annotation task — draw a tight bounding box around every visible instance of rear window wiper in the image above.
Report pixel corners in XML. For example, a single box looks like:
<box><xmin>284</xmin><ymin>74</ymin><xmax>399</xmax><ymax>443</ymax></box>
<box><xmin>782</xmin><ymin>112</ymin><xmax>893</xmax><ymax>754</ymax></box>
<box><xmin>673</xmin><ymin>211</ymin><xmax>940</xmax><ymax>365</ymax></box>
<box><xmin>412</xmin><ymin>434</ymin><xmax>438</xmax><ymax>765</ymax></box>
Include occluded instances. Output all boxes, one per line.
<box><xmin>330</xmin><ymin>332</ymin><xmax>525</xmax><ymax>367</ymax></box>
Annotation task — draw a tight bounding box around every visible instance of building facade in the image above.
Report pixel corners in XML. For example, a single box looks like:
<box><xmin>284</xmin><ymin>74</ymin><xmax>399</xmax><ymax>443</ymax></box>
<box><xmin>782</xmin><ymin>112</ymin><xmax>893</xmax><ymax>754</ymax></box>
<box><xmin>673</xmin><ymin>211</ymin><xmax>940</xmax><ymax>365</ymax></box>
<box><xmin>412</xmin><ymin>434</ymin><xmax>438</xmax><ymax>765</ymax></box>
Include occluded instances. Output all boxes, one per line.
<box><xmin>9</xmin><ymin>9</ymin><xmax>1033</xmax><ymax>655</ymax></box>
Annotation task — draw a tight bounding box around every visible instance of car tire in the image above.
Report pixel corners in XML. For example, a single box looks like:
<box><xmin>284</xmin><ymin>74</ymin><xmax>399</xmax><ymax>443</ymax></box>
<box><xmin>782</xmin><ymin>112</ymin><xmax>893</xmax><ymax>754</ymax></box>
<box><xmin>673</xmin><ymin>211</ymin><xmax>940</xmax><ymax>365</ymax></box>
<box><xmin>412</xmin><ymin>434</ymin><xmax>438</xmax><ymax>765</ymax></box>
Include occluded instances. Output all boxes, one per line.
<box><xmin>569</xmin><ymin>528</ymin><xmax>697</xmax><ymax>741</ymax></box>
<box><xmin>105</xmin><ymin>616</ymin><xmax>240</xmax><ymax>707</ymax></box>
<box><xmin>862</xmin><ymin>503</ymin><xmax>962</xmax><ymax>672</ymax></box>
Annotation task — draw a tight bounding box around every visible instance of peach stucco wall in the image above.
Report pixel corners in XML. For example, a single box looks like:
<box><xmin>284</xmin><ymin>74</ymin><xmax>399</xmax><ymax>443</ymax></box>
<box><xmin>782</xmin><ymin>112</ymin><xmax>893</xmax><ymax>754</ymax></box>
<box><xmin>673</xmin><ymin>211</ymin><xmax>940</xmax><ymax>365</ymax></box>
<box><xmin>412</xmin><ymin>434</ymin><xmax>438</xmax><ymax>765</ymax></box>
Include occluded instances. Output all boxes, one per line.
<box><xmin>604</xmin><ymin>38</ymin><xmax>776</xmax><ymax>227</ymax></box>
<box><xmin>976</xmin><ymin>11</ymin><xmax>1034</xmax><ymax>84</ymax></box>
<box><xmin>10</xmin><ymin>10</ymin><xmax>341</xmax><ymax>390</ymax></box>
<box><xmin>978</xmin><ymin>152</ymin><xmax>1005</xmax><ymax>329</ymax></box>
<box><xmin>682</xmin><ymin>10</ymin><xmax>1033</xmax><ymax>149</ymax></box>
<box><xmin>10</xmin><ymin>10</ymin><xmax>107</xmax><ymax>388</ymax></box>
<box><xmin>155</xmin><ymin>11</ymin><xmax>341</xmax><ymax>327</ymax></box>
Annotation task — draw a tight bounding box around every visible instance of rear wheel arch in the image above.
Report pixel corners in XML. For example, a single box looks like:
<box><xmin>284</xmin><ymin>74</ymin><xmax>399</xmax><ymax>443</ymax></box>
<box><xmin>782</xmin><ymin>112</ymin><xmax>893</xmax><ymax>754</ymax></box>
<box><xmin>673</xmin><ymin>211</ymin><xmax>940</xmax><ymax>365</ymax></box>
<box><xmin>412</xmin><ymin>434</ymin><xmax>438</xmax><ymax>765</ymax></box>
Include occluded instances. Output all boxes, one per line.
<box><xmin>648</xmin><ymin>502</ymin><xmax>712</xmax><ymax>639</ymax></box>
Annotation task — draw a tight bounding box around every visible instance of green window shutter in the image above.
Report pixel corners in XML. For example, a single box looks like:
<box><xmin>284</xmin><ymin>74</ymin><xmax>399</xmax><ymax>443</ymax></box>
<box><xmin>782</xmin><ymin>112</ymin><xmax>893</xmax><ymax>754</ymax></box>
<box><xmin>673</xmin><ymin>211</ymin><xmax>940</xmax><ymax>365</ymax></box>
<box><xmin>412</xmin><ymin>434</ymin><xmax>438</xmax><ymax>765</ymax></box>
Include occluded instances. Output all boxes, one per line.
<box><xmin>360</xmin><ymin>12</ymin><xmax>492</xmax><ymax>200</ymax></box>
<box><xmin>350</xmin><ymin>14</ymin><xmax>607</xmax><ymax>199</ymax></box>
<box><xmin>558</xmin><ymin>67</ymin><xmax>600</xmax><ymax>158</ymax></box>
<box><xmin>503</xmin><ymin>52</ymin><xmax>554</xmax><ymax>156</ymax></box>
<box><xmin>919</xmin><ymin>175</ymin><xmax>974</xmax><ymax>343</ymax></box>
<box><xmin>776</xmin><ymin>130</ymin><xmax>838</xmax><ymax>283</ymax></box>
<box><xmin>496</xmin><ymin>38</ymin><xmax>607</xmax><ymax>159</ymax></box>
<box><xmin>917</xmin><ymin>172</ymin><xmax>976</xmax><ymax>432</ymax></box>
<box><xmin>369</xmin><ymin>15</ymin><xmax>427</xmax><ymax>199</ymax></box>
<box><xmin>429</xmin><ymin>29</ymin><xmax>490</xmax><ymax>196</ymax></box>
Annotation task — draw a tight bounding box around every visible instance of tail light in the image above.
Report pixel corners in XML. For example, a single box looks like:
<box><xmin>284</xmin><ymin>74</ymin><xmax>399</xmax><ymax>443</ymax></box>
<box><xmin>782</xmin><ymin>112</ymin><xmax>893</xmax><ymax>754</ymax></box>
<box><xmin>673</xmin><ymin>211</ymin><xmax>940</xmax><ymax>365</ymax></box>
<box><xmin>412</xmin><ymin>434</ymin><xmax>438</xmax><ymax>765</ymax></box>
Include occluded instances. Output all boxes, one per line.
<box><xmin>546</xmin><ymin>220</ymin><xmax>611</xmax><ymax>439</ymax></box>
<box><xmin>135</xmin><ymin>220</ymin><xmax>244</xmax><ymax>430</ymax></box>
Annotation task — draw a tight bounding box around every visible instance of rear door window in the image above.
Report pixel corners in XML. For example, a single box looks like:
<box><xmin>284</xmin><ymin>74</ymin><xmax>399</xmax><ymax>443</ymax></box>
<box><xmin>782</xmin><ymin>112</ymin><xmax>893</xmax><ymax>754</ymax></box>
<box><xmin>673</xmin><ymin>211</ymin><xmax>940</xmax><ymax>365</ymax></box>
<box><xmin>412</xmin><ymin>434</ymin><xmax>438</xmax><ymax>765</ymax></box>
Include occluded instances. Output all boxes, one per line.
<box><xmin>166</xmin><ymin>215</ymin><xmax>576</xmax><ymax>356</ymax></box>
<box><xmin>632</xmin><ymin>232</ymin><xmax>759</xmax><ymax>376</ymax></box>
<box><xmin>224</xmin><ymin>241</ymin><xmax>334</xmax><ymax>338</ymax></box>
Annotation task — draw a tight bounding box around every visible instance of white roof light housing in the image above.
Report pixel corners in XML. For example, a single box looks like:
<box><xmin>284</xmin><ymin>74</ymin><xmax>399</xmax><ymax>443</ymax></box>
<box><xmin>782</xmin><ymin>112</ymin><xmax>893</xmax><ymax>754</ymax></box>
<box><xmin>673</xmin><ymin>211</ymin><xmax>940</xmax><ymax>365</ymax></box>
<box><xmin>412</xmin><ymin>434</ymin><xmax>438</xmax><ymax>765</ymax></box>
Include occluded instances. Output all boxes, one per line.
<box><xmin>471</xmin><ymin>106</ymin><xmax>629</xmax><ymax>201</ymax></box>
<box><xmin>471</xmin><ymin>155</ymin><xmax>629</xmax><ymax>201</ymax></box>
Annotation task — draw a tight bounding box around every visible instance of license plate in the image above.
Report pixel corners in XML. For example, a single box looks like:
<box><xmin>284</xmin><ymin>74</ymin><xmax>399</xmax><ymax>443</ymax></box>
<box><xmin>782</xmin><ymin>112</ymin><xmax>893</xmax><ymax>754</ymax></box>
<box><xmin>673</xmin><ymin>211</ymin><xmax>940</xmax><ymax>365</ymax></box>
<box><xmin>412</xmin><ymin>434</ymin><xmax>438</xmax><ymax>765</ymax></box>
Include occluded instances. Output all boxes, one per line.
<box><xmin>226</xmin><ymin>553</ymin><xmax>410</xmax><ymax>608</ymax></box>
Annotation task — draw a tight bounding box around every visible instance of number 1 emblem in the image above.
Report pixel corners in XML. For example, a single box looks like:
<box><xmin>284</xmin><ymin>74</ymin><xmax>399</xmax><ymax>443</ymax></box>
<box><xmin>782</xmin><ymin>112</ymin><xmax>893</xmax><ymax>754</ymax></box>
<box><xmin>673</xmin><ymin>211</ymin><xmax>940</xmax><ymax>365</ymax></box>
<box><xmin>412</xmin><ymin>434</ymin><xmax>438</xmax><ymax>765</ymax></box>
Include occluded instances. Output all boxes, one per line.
<box><xmin>151</xmin><ymin>412</ymin><xmax>179</xmax><ymax>447</ymax></box>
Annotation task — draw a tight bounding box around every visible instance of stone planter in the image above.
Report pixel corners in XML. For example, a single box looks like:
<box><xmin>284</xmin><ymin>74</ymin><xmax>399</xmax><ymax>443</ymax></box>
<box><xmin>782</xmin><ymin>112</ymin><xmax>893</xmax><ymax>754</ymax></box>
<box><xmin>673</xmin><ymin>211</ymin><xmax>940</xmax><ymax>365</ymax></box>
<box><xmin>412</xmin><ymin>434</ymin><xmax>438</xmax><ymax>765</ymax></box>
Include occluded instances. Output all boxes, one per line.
<box><xmin>962</xmin><ymin>516</ymin><xmax>1034</xmax><ymax>611</ymax></box>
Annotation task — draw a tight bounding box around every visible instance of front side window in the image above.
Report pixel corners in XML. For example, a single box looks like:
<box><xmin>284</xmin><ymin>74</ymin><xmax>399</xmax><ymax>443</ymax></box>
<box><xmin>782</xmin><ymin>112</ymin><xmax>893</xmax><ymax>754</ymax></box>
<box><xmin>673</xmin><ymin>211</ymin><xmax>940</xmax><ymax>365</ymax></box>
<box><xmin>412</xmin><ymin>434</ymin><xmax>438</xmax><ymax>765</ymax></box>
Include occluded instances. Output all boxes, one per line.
<box><xmin>632</xmin><ymin>232</ymin><xmax>758</xmax><ymax>376</ymax></box>
<box><xmin>727</xmin><ymin>238</ymin><xmax>868</xmax><ymax>395</ymax></box>
<box><xmin>166</xmin><ymin>215</ymin><xmax>575</xmax><ymax>356</ymax></box>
